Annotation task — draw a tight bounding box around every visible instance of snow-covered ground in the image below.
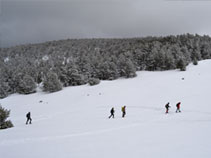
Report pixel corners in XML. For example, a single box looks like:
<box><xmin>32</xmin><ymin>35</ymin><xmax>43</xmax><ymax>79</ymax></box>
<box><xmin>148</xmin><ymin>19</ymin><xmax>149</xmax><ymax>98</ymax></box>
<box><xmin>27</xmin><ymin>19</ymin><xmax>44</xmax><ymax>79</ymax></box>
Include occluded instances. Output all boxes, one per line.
<box><xmin>1</xmin><ymin>60</ymin><xmax>211</xmax><ymax>158</ymax></box>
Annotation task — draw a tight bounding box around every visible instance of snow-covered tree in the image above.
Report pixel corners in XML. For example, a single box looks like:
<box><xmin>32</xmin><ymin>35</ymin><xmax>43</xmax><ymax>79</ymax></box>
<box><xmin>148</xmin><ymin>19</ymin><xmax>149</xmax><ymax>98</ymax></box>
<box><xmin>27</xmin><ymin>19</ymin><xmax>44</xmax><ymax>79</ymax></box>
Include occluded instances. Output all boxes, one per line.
<box><xmin>88</xmin><ymin>78</ymin><xmax>100</xmax><ymax>86</ymax></box>
<box><xmin>177</xmin><ymin>58</ymin><xmax>187</xmax><ymax>71</ymax></box>
<box><xmin>16</xmin><ymin>75</ymin><xmax>36</xmax><ymax>94</ymax></box>
<box><xmin>43</xmin><ymin>72</ymin><xmax>62</xmax><ymax>92</ymax></box>
<box><xmin>0</xmin><ymin>105</ymin><xmax>13</xmax><ymax>129</ymax></box>
<box><xmin>118</xmin><ymin>55</ymin><xmax>136</xmax><ymax>78</ymax></box>
<box><xmin>68</xmin><ymin>72</ymin><xmax>86</xmax><ymax>86</ymax></box>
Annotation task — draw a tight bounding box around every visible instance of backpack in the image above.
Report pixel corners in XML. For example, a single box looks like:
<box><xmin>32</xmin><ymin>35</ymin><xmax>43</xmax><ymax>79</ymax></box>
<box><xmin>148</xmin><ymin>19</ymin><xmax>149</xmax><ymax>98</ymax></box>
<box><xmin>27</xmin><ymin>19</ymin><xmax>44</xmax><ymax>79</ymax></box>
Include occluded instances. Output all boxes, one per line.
<box><xmin>176</xmin><ymin>103</ymin><xmax>180</xmax><ymax>108</ymax></box>
<box><xmin>26</xmin><ymin>113</ymin><xmax>30</xmax><ymax>118</ymax></box>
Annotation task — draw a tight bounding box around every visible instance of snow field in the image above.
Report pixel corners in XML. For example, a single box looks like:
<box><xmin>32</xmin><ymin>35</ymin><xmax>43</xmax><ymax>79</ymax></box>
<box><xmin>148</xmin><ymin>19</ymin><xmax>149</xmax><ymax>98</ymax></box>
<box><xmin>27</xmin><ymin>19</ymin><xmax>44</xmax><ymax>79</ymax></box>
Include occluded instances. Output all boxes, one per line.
<box><xmin>0</xmin><ymin>60</ymin><xmax>211</xmax><ymax>158</ymax></box>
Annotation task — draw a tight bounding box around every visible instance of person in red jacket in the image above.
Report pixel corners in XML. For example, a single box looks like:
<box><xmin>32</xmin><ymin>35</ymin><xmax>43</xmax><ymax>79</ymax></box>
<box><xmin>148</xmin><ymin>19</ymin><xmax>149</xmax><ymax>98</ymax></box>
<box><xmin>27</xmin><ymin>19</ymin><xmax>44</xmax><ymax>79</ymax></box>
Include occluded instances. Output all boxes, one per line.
<box><xmin>176</xmin><ymin>102</ymin><xmax>181</xmax><ymax>113</ymax></box>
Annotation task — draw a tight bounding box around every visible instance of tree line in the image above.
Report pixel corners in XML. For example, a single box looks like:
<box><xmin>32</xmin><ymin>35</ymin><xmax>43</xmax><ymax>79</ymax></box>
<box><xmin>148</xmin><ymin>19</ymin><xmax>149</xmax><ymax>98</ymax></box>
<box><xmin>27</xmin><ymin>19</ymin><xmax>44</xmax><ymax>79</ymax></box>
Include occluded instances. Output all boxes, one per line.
<box><xmin>0</xmin><ymin>34</ymin><xmax>211</xmax><ymax>98</ymax></box>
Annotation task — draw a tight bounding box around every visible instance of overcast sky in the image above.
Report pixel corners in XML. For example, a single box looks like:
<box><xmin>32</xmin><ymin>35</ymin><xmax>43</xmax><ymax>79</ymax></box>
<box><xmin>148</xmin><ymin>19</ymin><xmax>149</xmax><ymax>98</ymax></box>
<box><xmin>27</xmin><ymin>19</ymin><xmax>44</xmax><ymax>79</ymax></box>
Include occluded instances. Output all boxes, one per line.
<box><xmin>0</xmin><ymin>0</ymin><xmax>211</xmax><ymax>47</ymax></box>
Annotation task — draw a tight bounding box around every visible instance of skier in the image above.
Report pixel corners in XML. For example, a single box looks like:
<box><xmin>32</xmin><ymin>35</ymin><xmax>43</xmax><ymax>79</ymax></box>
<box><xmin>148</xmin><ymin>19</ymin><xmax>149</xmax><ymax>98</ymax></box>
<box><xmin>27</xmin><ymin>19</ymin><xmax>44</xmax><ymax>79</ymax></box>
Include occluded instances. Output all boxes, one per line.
<box><xmin>165</xmin><ymin>102</ymin><xmax>170</xmax><ymax>114</ymax></box>
<box><xmin>108</xmin><ymin>107</ymin><xmax>115</xmax><ymax>119</ymax></box>
<box><xmin>176</xmin><ymin>102</ymin><xmax>181</xmax><ymax>113</ymax></box>
<box><xmin>121</xmin><ymin>106</ymin><xmax>126</xmax><ymax>118</ymax></box>
<box><xmin>26</xmin><ymin>112</ymin><xmax>32</xmax><ymax>124</ymax></box>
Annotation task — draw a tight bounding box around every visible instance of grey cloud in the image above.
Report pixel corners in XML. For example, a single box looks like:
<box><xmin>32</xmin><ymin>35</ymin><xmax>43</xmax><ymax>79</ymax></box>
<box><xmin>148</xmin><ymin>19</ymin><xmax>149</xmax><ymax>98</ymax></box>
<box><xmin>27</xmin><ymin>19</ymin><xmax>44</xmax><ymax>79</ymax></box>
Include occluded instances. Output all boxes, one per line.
<box><xmin>1</xmin><ymin>0</ymin><xmax>211</xmax><ymax>47</ymax></box>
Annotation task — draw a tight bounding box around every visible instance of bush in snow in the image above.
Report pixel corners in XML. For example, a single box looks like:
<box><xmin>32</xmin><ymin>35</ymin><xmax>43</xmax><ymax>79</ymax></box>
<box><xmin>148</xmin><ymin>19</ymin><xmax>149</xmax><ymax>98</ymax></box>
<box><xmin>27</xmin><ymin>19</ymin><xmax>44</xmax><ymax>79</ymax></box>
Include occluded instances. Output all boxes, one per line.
<box><xmin>88</xmin><ymin>78</ymin><xmax>100</xmax><ymax>86</ymax></box>
<box><xmin>68</xmin><ymin>72</ymin><xmax>86</xmax><ymax>86</ymax></box>
<box><xmin>43</xmin><ymin>72</ymin><xmax>62</xmax><ymax>92</ymax></box>
<box><xmin>16</xmin><ymin>75</ymin><xmax>36</xmax><ymax>94</ymax></box>
<box><xmin>0</xmin><ymin>105</ymin><xmax>13</xmax><ymax>130</ymax></box>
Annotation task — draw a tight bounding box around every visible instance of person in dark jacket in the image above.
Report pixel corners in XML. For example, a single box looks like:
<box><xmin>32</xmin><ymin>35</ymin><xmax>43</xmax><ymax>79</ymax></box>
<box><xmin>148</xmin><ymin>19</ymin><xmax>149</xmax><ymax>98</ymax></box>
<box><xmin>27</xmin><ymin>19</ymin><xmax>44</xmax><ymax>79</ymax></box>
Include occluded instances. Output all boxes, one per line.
<box><xmin>121</xmin><ymin>106</ymin><xmax>126</xmax><ymax>118</ymax></box>
<box><xmin>108</xmin><ymin>107</ymin><xmax>115</xmax><ymax>119</ymax></box>
<box><xmin>176</xmin><ymin>102</ymin><xmax>181</xmax><ymax>113</ymax></box>
<box><xmin>26</xmin><ymin>112</ymin><xmax>32</xmax><ymax>124</ymax></box>
<box><xmin>165</xmin><ymin>102</ymin><xmax>170</xmax><ymax>114</ymax></box>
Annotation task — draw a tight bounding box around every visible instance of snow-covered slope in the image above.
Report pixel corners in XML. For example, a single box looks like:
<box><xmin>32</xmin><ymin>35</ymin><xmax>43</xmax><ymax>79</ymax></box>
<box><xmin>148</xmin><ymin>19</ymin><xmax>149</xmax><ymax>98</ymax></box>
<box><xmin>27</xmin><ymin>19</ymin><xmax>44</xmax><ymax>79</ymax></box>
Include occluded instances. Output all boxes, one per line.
<box><xmin>1</xmin><ymin>60</ymin><xmax>211</xmax><ymax>158</ymax></box>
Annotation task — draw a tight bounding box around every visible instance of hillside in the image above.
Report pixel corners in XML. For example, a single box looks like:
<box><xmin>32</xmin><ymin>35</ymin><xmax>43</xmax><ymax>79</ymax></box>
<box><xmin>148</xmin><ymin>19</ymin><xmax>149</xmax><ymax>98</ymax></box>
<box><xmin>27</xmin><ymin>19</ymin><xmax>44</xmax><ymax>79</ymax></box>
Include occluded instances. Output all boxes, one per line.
<box><xmin>0</xmin><ymin>59</ymin><xmax>211</xmax><ymax>158</ymax></box>
<box><xmin>1</xmin><ymin>34</ymin><xmax>211</xmax><ymax>98</ymax></box>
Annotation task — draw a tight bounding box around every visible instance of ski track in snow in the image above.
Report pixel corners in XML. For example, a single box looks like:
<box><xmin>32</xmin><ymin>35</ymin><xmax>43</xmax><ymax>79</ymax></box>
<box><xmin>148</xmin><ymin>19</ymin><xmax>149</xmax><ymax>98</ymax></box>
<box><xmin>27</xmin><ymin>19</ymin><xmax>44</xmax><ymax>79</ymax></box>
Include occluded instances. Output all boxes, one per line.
<box><xmin>0</xmin><ymin>108</ymin><xmax>170</xmax><ymax>146</ymax></box>
<box><xmin>1</xmin><ymin>110</ymin><xmax>211</xmax><ymax>146</ymax></box>
<box><xmin>0</xmin><ymin>123</ymin><xmax>145</xmax><ymax>146</ymax></box>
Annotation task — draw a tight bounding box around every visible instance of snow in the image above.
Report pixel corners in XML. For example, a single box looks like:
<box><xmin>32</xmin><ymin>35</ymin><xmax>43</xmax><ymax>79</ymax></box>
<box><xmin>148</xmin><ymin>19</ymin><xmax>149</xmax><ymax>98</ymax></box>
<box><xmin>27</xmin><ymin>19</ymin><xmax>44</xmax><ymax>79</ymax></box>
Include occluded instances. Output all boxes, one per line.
<box><xmin>4</xmin><ymin>57</ymin><xmax>10</xmax><ymax>63</ymax></box>
<box><xmin>1</xmin><ymin>60</ymin><xmax>211</xmax><ymax>158</ymax></box>
<box><xmin>42</xmin><ymin>55</ymin><xmax>49</xmax><ymax>61</ymax></box>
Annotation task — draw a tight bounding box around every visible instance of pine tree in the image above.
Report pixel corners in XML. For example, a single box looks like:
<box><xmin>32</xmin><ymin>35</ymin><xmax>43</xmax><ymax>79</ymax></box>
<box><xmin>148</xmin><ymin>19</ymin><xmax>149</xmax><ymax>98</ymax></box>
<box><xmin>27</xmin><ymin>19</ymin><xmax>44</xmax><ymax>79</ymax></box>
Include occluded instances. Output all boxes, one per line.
<box><xmin>68</xmin><ymin>72</ymin><xmax>86</xmax><ymax>86</ymax></box>
<box><xmin>118</xmin><ymin>55</ymin><xmax>136</xmax><ymax>78</ymax></box>
<box><xmin>164</xmin><ymin>50</ymin><xmax>176</xmax><ymax>70</ymax></box>
<box><xmin>43</xmin><ymin>72</ymin><xmax>62</xmax><ymax>92</ymax></box>
<box><xmin>177</xmin><ymin>58</ymin><xmax>187</xmax><ymax>71</ymax></box>
<box><xmin>0</xmin><ymin>105</ymin><xmax>13</xmax><ymax>129</ymax></box>
<box><xmin>124</xmin><ymin>59</ymin><xmax>137</xmax><ymax>78</ymax></box>
<box><xmin>17</xmin><ymin>75</ymin><xmax>36</xmax><ymax>94</ymax></box>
